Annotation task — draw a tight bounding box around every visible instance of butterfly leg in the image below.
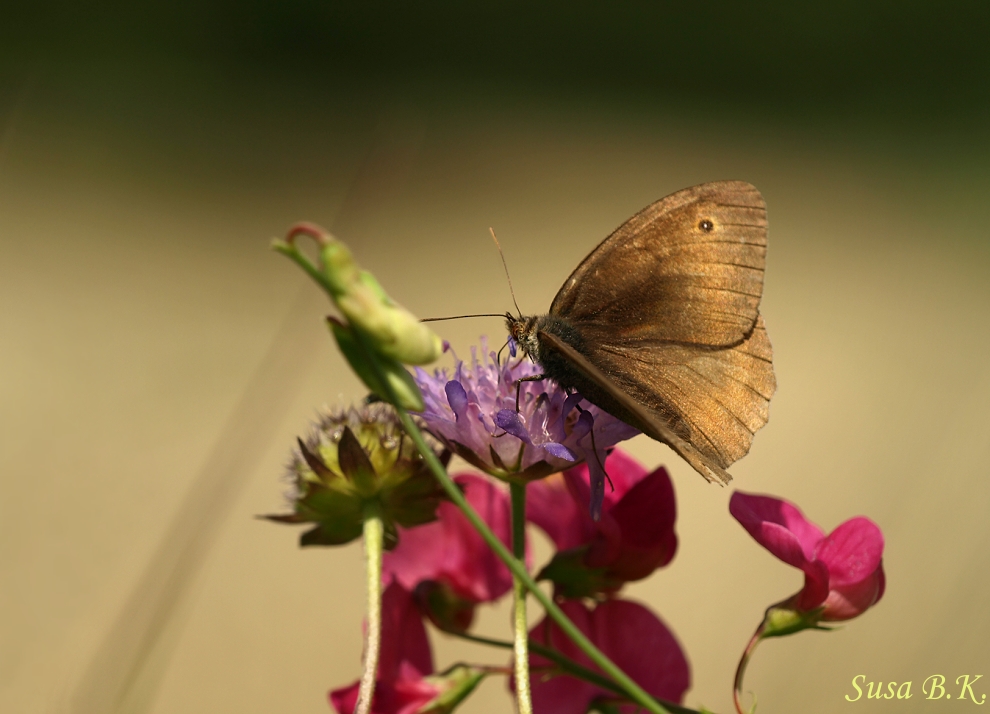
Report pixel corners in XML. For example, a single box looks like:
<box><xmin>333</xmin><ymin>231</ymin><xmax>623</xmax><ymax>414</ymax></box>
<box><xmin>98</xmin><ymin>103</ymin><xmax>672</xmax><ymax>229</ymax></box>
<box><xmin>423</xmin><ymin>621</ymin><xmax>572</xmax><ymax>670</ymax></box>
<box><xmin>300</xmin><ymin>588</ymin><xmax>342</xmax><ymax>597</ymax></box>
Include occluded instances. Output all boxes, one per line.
<box><xmin>513</xmin><ymin>374</ymin><xmax>545</xmax><ymax>412</ymax></box>
<box><xmin>573</xmin><ymin>402</ymin><xmax>614</xmax><ymax>493</ymax></box>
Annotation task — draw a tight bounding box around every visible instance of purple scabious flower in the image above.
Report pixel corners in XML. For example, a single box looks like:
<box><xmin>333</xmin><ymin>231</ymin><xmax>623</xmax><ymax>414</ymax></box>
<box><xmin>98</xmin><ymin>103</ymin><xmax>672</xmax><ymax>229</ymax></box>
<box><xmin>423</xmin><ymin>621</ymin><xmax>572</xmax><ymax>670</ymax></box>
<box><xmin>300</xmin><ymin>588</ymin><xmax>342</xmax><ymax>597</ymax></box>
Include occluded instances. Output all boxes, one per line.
<box><xmin>413</xmin><ymin>338</ymin><xmax>638</xmax><ymax>517</ymax></box>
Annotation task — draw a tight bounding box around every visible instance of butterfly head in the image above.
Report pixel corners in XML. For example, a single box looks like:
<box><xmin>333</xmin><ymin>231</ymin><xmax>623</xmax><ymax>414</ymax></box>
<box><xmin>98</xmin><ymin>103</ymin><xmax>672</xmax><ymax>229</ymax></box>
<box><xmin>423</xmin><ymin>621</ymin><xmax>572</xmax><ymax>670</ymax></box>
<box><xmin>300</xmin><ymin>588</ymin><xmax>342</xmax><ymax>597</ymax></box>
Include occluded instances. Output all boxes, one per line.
<box><xmin>505</xmin><ymin>312</ymin><xmax>543</xmax><ymax>363</ymax></box>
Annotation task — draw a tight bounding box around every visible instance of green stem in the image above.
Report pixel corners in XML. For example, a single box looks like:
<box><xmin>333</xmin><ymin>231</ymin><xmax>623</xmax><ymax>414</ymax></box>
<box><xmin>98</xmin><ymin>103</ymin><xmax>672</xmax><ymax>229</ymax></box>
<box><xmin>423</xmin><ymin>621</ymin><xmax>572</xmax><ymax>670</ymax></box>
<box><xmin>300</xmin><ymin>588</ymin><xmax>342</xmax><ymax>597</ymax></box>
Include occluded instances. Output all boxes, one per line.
<box><xmin>348</xmin><ymin>329</ymin><xmax>669</xmax><ymax>714</ymax></box>
<box><xmin>452</xmin><ymin>631</ymin><xmax>705</xmax><ymax>714</ymax></box>
<box><xmin>392</xmin><ymin>409</ymin><xmax>668</xmax><ymax>714</ymax></box>
<box><xmin>509</xmin><ymin>482</ymin><xmax>533</xmax><ymax>714</ymax></box>
<box><xmin>355</xmin><ymin>500</ymin><xmax>385</xmax><ymax>714</ymax></box>
<box><xmin>454</xmin><ymin>631</ymin><xmax>630</xmax><ymax>698</ymax></box>
<box><xmin>272</xmin><ymin>240</ymin><xmax>337</xmax><ymax>298</ymax></box>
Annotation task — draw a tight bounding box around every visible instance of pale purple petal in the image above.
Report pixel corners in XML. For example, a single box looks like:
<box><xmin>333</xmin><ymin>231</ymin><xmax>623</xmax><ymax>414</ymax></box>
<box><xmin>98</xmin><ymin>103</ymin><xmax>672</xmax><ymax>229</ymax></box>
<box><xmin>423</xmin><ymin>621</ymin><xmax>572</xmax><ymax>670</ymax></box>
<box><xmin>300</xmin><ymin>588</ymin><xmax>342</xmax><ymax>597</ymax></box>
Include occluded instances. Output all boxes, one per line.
<box><xmin>495</xmin><ymin>409</ymin><xmax>533</xmax><ymax>444</ymax></box>
<box><xmin>543</xmin><ymin>442</ymin><xmax>577</xmax><ymax>461</ymax></box>
<box><xmin>445</xmin><ymin>380</ymin><xmax>469</xmax><ymax>420</ymax></box>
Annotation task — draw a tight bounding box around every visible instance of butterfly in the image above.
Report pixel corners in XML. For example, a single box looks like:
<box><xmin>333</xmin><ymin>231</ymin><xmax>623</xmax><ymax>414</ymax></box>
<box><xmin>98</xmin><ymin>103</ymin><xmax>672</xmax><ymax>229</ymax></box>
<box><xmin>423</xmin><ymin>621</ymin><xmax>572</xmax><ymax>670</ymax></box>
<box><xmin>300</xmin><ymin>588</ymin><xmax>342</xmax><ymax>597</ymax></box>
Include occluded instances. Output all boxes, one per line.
<box><xmin>506</xmin><ymin>180</ymin><xmax>775</xmax><ymax>484</ymax></box>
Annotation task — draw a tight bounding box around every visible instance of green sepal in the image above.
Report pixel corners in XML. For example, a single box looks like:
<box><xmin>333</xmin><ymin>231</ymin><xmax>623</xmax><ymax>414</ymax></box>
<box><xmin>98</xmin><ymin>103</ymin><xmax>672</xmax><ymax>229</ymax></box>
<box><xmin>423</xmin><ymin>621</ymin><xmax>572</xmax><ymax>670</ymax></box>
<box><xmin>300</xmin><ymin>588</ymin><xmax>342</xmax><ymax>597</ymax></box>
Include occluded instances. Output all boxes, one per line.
<box><xmin>537</xmin><ymin>547</ymin><xmax>615</xmax><ymax>599</ymax></box>
<box><xmin>760</xmin><ymin>603</ymin><xmax>830</xmax><ymax>639</ymax></box>
<box><xmin>262</xmin><ymin>482</ymin><xmax>364</xmax><ymax>547</ymax></box>
<box><xmin>414</xmin><ymin>580</ymin><xmax>477</xmax><ymax>634</ymax></box>
<box><xmin>338</xmin><ymin>426</ymin><xmax>380</xmax><ymax>496</ymax></box>
<box><xmin>419</xmin><ymin>666</ymin><xmax>486</xmax><ymax>714</ymax></box>
<box><xmin>384</xmin><ymin>468</ymin><xmax>448</xmax><ymax>530</ymax></box>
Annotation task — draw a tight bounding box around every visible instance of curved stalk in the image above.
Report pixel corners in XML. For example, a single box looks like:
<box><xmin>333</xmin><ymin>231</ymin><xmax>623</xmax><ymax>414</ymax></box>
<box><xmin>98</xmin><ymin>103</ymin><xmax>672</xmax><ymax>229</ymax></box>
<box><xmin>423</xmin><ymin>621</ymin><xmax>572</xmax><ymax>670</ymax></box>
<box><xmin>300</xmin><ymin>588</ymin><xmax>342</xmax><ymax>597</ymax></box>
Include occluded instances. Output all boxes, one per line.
<box><xmin>510</xmin><ymin>482</ymin><xmax>533</xmax><ymax>714</ymax></box>
<box><xmin>733</xmin><ymin>621</ymin><xmax>765</xmax><ymax>714</ymax></box>
<box><xmin>355</xmin><ymin>500</ymin><xmax>385</xmax><ymax>714</ymax></box>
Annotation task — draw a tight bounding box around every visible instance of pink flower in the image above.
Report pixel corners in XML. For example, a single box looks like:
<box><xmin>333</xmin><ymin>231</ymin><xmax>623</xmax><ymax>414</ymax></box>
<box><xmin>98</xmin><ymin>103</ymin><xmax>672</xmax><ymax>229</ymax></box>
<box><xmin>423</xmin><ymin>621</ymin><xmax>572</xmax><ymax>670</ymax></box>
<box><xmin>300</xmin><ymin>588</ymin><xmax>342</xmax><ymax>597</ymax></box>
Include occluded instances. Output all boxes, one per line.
<box><xmin>528</xmin><ymin>450</ymin><xmax>677</xmax><ymax>597</ymax></box>
<box><xmin>729</xmin><ymin>491</ymin><xmax>885</xmax><ymax>621</ymax></box>
<box><xmin>383</xmin><ymin>473</ymin><xmax>518</xmax><ymax>630</ymax></box>
<box><xmin>330</xmin><ymin>582</ymin><xmax>440</xmax><ymax>714</ymax></box>
<box><xmin>528</xmin><ymin>599</ymin><xmax>690</xmax><ymax>713</ymax></box>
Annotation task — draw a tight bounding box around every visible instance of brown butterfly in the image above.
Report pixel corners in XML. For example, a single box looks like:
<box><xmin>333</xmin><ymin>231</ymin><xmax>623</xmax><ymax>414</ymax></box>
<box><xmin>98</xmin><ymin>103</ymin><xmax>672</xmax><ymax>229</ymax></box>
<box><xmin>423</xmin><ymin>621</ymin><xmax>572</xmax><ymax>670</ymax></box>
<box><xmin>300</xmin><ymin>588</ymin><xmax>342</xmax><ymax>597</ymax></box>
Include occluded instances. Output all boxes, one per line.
<box><xmin>507</xmin><ymin>180</ymin><xmax>775</xmax><ymax>485</ymax></box>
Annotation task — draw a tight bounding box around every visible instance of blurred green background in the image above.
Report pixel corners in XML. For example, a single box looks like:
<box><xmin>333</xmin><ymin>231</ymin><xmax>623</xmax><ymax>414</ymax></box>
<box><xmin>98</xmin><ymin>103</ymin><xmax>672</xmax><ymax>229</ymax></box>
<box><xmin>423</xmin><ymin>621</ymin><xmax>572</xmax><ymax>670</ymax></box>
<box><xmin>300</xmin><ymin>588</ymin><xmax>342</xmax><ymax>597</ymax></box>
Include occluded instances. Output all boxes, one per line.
<box><xmin>2</xmin><ymin>3</ymin><xmax>989</xmax><ymax>713</ymax></box>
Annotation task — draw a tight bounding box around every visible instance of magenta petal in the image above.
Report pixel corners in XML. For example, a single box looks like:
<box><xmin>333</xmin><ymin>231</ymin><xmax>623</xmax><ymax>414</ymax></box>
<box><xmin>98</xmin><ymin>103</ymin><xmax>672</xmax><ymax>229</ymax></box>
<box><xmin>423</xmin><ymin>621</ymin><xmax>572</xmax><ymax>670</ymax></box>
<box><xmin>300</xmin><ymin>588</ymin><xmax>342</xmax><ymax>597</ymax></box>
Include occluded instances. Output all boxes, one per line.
<box><xmin>795</xmin><ymin>559</ymin><xmax>832</xmax><ymax>611</ymax></box>
<box><xmin>384</xmin><ymin>474</ymin><xmax>514</xmax><ymax>604</ymax></box>
<box><xmin>592</xmin><ymin>599</ymin><xmax>690</xmax><ymax>705</ymax></box>
<box><xmin>730</xmin><ymin>491</ymin><xmax>825</xmax><ymax>566</ymax></box>
<box><xmin>377</xmin><ymin>582</ymin><xmax>433</xmax><ymax>681</ymax></box>
<box><xmin>584</xmin><ymin>511</ymin><xmax>624</xmax><ymax>568</ymax></box>
<box><xmin>529</xmin><ymin>599</ymin><xmax>690</xmax><ymax>712</ymax></box>
<box><xmin>822</xmin><ymin>563</ymin><xmax>885</xmax><ymax>621</ymax></box>
<box><xmin>527</xmin><ymin>472</ymin><xmax>593</xmax><ymax>551</ymax></box>
<box><xmin>329</xmin><ymin>681</ymin><xmax>360</xmax><ymax>714</ymax></box>
<box><xmin>596</xmin><ymin>466</ymin><xmax>678</xmax><ymax>579</ymax></box>
<box><xmin>816</xmin><ymin>517</ymin><xmax>885</xmax><ymax>587</ymax></box>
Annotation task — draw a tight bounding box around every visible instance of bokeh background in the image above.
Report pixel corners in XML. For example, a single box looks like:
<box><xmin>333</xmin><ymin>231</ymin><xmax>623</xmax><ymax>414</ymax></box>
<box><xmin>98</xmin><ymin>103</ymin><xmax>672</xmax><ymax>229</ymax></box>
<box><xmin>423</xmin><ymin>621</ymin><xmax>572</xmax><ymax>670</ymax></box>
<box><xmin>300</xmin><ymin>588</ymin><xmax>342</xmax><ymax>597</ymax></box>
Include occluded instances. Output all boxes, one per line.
<box><xmin>3</xmin><ymin>3</ymin><xmax>989</xmax><ymax>713</ymax></box>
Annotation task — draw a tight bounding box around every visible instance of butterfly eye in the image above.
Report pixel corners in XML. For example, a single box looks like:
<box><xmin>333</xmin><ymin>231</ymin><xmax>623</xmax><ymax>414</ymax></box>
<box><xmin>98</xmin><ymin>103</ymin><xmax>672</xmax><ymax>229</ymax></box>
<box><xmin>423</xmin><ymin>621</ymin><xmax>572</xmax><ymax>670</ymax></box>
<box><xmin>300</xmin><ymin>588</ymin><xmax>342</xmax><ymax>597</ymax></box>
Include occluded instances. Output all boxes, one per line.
<box><xmin>698</xmin><ymin>219</ymin><xmax>714</xmax><ymax>232</ymax></box>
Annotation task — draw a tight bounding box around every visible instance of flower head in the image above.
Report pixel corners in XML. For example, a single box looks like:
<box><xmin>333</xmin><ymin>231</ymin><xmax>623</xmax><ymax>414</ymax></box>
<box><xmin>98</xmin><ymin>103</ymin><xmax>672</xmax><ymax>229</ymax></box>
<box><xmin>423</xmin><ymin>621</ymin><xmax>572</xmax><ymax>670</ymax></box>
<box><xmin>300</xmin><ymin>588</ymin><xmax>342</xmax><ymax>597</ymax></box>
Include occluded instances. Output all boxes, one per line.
<box><xmin>414</xmin><ymin>339</ymin><xmax>638</xmax><ymax>515</ymax></box>
<box><xmin>383</xmin><ymin>473</ymin><xmax>520</xmax><ymax>632</ymax></box>
<box><xmin>527</xmin><ymin>598</ymin><xmax>690</xmax><ymax>713</ymax></box>
<box><xmin>730</xmin><ymin>491</ymin><xmax>885</xmax><ymax>625</ymax></box>
<box><xmin>529</xmin><ymin>450</ymin><xmax>678</xmax><ymax>598</ymax></box>
<box><xmin>265</xmin><ymin>404</ymin><xmax>446</xmax><ymax>549</ymax></box>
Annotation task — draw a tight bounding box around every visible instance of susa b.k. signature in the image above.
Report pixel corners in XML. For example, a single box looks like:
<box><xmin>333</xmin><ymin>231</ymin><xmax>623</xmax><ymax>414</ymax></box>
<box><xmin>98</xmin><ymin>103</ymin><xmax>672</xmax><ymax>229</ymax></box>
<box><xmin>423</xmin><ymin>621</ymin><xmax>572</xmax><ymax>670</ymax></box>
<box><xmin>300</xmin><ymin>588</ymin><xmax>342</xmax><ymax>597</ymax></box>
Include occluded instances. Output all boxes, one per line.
<box><xmin>846</xmin><ymin>674</ymin><xmax>985</xmax><ymax>703</ymax></box>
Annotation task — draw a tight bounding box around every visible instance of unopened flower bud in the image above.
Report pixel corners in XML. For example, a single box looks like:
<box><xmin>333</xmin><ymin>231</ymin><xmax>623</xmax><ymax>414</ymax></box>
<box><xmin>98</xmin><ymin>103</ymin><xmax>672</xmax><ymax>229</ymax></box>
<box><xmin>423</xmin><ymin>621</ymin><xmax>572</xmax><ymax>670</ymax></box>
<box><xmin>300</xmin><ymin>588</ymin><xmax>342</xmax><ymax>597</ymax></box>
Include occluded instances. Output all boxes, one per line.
<box><xmin>274</xmin><ymin>223</ymin><xmax>442</xmax><ymax>366</ymax></box>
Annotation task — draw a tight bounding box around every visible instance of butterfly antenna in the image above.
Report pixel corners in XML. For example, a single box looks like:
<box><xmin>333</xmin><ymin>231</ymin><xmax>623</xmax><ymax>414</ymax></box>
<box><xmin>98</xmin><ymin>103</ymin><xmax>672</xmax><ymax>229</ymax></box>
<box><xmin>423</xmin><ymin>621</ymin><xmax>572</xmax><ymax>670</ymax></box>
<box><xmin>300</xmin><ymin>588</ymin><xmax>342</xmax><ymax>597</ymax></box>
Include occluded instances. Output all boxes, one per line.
<box><xmin>489</xmin><ymin>227</ymin><xmax>523</xmax><ymax>318</ymax></box>
<box><xmin>421</xmin><ymin>313</ymin><xmax>505</xmax><ymax>322</ymax></box>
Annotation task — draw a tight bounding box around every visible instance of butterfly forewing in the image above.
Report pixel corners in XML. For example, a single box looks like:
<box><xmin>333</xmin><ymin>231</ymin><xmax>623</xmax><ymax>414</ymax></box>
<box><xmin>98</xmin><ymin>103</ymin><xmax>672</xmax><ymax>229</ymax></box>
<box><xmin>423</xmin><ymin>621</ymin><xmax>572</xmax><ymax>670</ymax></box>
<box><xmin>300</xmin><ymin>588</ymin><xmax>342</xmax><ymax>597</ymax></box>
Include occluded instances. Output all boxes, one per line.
<box><xmin>532</xmin><ymin>180</ymin><xmax>775</xmax><ymax>483</ymax></box>
<box><xmin>549</xmin><ymin>181</ymin><xmax>767</xmax><ymax>348</ymax></box>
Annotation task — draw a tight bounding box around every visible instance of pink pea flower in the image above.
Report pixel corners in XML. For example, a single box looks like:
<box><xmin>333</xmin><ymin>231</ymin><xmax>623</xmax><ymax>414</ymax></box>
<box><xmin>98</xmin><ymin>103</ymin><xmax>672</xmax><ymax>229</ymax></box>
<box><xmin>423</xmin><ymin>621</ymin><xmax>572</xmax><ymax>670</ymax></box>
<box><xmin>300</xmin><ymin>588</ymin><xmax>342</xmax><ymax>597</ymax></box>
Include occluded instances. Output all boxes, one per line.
<box><xmin>527</xmin><ymin>598</ymin><xmax>690</xmax><ymax>713</ymax></box>
<box><xmin>528</xmin><ymin>450</ymin><xmax>677</xmax><ymax>597</ymax></box>
<box><xmin>382</xmin><ymin>473</ymin><xmax>518</xmax><ymax>631</ymax></box>
<box><xmin>729</xmin><ymin>491</ymin><xmax>885</xmax><ymax>622</ymax></box>
<box><xmin>330</xmin><ymin>582</ymin><xmax>483</xmax><ymax>714</ymax></box>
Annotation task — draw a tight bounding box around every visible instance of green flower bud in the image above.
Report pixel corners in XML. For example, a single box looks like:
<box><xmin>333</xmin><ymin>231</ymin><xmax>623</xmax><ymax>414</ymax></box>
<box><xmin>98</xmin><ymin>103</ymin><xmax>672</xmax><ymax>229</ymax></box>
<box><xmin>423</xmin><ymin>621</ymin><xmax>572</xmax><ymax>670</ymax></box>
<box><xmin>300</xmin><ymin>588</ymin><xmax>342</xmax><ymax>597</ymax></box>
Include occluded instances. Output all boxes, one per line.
<box><xmin>274</xmin><ymin>223</ymin><xmax>442</xmax><ymax>366</ymax></box>
<box><xmin>264</xmin><ymin>404</ymin><xmax>447</xmax><ymax>548</ymax></box>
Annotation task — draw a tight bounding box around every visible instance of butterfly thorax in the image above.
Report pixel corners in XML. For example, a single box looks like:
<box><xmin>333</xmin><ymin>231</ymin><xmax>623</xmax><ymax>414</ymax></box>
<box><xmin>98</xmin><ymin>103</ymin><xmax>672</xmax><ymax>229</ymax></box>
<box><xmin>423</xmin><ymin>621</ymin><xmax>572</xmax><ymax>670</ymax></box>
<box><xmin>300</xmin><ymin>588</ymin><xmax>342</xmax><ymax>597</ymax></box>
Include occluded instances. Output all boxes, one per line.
<box><xmin>507</xmin><ymin>313</ymin><xmax>586</xmax><ymax>389</ymax></box>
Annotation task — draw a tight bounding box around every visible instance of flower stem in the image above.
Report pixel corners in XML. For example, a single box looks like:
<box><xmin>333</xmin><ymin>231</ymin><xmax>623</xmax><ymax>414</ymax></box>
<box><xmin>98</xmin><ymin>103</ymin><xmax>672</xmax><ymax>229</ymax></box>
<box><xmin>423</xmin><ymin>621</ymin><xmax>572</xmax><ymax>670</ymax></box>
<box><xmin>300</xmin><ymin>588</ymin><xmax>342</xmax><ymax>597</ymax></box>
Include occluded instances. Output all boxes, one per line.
<box><xmin>393</xmin><ymin>408</ymin><xmax>668</xmax><ymax>714</ymax></box>
<box><xmin>451</xmin><ymin>631</ymin><xmax>704</xmax><ymax>714</ymax></box>
<box><xmin>733</xmin><ymin>621</ymin><xmax>765</xmax><ymax>714</ymax></box>
<box><xmin>347</xmin><ymin>330</ymin><xmax>670</xmax><ymax>714</ymax></box>
<box><xmin>509</xmin><ymin>482</ymin><xmax>533</xmax><ymax>714</ymax></box>
<box><xmin>355</xmin><ymin>499</ymin><xmax>384</xmax><ymax>714</ymax></box>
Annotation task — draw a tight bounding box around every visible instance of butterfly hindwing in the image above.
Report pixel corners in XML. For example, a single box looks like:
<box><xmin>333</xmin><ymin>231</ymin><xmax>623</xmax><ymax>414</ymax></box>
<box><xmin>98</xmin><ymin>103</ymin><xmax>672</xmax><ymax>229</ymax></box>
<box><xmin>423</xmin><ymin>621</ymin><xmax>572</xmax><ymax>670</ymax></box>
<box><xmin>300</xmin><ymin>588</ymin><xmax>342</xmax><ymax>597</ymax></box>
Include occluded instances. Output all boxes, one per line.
<box><xmin>536</xmin><ymin>328</ymin><xmax>735</xmax><ymax>484</ymax></box>
<box><xmin>580</xmin><ymin>315</ymin><xmax>776</xmax><ymax>470</ymax></box>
